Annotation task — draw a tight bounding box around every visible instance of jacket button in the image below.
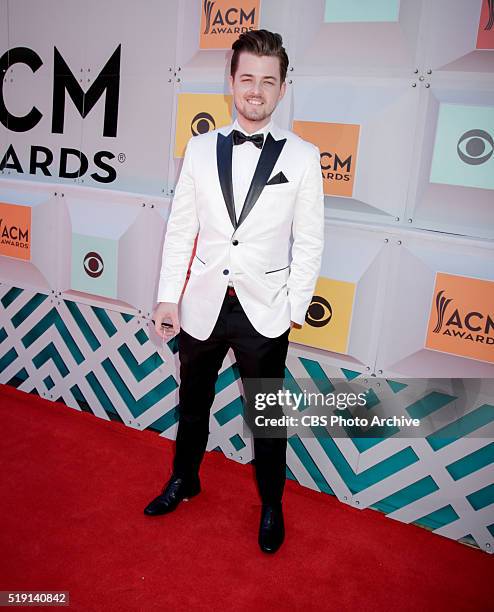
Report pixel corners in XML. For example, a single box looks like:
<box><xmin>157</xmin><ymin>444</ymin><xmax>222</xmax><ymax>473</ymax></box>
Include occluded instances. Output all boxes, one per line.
<box><xmin>223</xmin><ymin>269</ymin><xmax>229</xmax><ymax>275</ymax></box>
<box><xmin>232</xmin><ymin>239</ymin><xmax>239</xmax><ymax>245</ymax></box>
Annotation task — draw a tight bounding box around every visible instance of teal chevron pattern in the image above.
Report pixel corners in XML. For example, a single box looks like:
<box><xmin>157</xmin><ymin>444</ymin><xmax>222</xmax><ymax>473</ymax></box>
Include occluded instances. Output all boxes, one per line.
<box><xmin>1</xmin><ymin>284</ymin><xmax>493</xmax><ymax>553</ymax></box>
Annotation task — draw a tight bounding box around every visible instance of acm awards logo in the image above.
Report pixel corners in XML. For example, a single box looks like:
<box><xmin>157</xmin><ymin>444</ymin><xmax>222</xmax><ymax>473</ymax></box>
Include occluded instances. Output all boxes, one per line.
<box><xmin>0</xmin><ymin>45</ymin><xmax>121</xmax><ymax>184</ymax></box>
<box><xmin>83</xmin><ymin>252</ymin><xmax>104</xmax><ymax>278</ymax></box>
<box><xmin>291</xmin><ymin>121</ymin><xmax>360</xmax><ymax>197</ymax></box>
<box><xmin>305</xmin><ymin>295</ymin><xmax>333</xmax><ymax>328</ymax></box>
<box><xmin>320</xmin><ymin>151</ymin><xmax>352</xmax><ymax>184</ymax></box>
<box><xmin>426</xmin><ymin>273</ymin><xmax>494</xmax><ymax>363</ymax></box>
<box><xmin>318</xmin><ymin>124</ymin><xmax>360</xmax><ymax>197</ymax></box>
<box><xmin>200</xmin><ymin>0</ymin><xmax>259</xmax><ymax>49</ymax></box>
<box><xmin>457</xmin><ymin>129</ymin><xmax>493</xmax><ymax>166</ymax></box>
<box><xmin>484</xmin><ymin>0</ymin><xmax>494</xmax><ymax>30</ymax></box>
<box><xmin>202</xmin><ymin>0</ymin><xmax>256</xmax><ymax>35</ymax></box>
<box><xmin>477</xmin><ymin>0</ymin><xmax>494</xmax><ymax>48</ymax></box>
<box><xmin>432</xmin><ymin>290</ymin><xmax>493</xmax><ymax>345</ymax></box>
<box><xmin>0</xmin><ymin>217</ymin><xmax>29</xmax><ymax>250</ymax></box>
<box><xmin>0</xmin><ymin>203</ymin><xmax>31</xmax><ymax>260</ymax></box>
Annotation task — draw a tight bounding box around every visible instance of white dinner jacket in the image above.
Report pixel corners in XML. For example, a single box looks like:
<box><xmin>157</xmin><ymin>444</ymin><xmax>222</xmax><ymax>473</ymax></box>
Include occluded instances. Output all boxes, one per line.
<box><xmin>157</xmin><ymin>120</ymin><xmax>325</xmax><ymax>340</ymax></box>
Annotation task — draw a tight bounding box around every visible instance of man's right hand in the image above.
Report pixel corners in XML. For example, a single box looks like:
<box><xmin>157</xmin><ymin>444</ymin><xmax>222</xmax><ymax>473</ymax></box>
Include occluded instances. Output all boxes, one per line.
<box><xmin>153</xmin><ymin>302</ymin><xmax>180</xmax><ymax>339</ymax></box>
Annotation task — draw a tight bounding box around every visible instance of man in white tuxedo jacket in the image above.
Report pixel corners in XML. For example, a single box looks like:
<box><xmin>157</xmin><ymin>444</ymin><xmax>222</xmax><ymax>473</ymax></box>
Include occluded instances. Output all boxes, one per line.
<box><xmin>144</xmin><ymin>30</ymin><xmax>325</xmax><ymax>554</ymax></box>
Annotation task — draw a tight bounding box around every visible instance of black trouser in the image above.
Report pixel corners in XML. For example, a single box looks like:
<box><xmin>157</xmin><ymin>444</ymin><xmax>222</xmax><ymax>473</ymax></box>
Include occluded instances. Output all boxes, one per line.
<box><xmin>172</xmin><ymin>287</ymin><xmax>290</xmax><ymax>506</ymax></box>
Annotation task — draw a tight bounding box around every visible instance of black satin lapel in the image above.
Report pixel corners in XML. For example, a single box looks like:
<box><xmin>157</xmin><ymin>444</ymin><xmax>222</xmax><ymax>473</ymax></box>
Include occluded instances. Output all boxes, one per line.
<box><xmin>236</xmin><ymin>133</ymin><xmax>287</xmax><ymax>228</ymax></box>
<box><xmin>216</xmin><ymin>132</ymin><xmax>237</xmax><ymax>229</ymax></box>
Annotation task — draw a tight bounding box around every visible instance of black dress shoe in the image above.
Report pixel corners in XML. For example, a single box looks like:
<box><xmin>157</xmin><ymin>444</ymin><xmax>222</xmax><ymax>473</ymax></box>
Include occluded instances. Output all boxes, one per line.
<box><xmin>258</xmin><ymin>503</ymin><xmax>285</xmax><ymax>553</ymax></box>
<box><xmin>143</xmin><ymin>475</ymin><xmax>201</xmax><ymax>516</ymax></box>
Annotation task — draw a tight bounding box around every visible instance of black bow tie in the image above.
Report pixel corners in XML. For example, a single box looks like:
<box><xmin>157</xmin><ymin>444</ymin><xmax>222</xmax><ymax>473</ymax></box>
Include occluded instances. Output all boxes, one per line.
<box><xmin>232</xmin><ymin>129</ymin><xmax>264</xmax><ymax>149</ymax></box>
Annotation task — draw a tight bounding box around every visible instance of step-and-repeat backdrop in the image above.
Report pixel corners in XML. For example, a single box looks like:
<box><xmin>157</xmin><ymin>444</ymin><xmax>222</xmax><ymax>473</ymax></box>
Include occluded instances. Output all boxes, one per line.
<box><xmin>1</xmin><ymin>0</ymin><xmax>493</xmax><ymax>552</ymax></box>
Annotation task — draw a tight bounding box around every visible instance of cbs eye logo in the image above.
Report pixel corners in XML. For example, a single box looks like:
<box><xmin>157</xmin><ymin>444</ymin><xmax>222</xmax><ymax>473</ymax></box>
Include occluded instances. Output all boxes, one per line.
<box><xmin>191</xmin><ymin>112</ymin><xmax>216</xmax><ymax>136</ymax></box>
<box><xmin>305</xmin><ymin>296</ymin><xmax>332</xmax><ymax>328</ymax></box>
<box><xmin>457</xmin><ymin>129</ymin><xmax>493</xmax><ymax>165</ymax></box>
<box><xmin>83</xmin><ymin>251</ymin><xmax>104</xmax><ymax>278</ymax></box>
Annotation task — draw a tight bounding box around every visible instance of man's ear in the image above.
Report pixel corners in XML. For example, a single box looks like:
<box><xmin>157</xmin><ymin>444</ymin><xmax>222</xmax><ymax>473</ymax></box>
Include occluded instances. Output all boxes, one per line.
<box><xmin>278</xmin><ymin>80</ymin><xmax>287</xmax><ymax>101</ymax></box>
<box><xmin>228</xmin><ymin>74</ymin><xmax>234</xmax><ymax>94</ymax></box>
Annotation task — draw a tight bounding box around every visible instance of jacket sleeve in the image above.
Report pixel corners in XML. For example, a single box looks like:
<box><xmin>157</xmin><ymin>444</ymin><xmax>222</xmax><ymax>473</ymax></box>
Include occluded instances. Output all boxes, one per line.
<box><xmin>287</xmin><ymin>144</ymin><xmax>325</xmax><ymax>326</ymax></box>
<box><xmin>156</xmin><ymin>137</ymin><xmax>199</xmax><ymax>304</ymax></box>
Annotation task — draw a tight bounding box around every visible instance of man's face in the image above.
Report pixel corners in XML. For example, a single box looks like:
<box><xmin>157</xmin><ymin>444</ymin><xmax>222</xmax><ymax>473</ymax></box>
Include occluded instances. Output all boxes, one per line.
<box><xmin>229</xmin><ymin>51</ymin><xmax>286</xmax><ymax>125</ymax></box>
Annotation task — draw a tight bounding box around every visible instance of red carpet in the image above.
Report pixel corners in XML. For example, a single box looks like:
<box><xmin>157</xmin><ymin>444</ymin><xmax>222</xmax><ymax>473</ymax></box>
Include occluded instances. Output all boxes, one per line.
<box><xmin>0</xmin><ymin>383</ymin><xmax>491</xmax><ymax>611</ymax></box>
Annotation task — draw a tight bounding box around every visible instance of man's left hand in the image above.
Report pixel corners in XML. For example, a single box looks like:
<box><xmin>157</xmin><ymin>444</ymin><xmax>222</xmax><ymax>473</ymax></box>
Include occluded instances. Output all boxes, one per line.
<box><xmin>290</xmin><ymin>321</ymin><xmax>302</xmax><ymax>330</ymax></box>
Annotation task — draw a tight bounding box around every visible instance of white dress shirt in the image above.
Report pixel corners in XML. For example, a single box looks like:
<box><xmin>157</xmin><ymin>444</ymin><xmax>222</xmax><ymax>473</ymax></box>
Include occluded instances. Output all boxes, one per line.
<box><xmin>228</xmin><ymin>117</ymin><xmax>273</xmax><ymax>287</ymax></box>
